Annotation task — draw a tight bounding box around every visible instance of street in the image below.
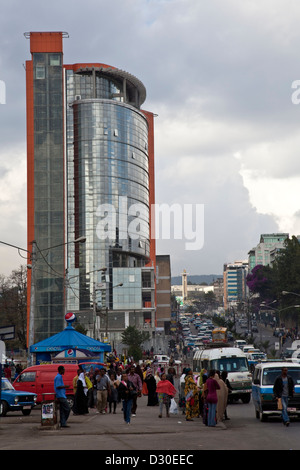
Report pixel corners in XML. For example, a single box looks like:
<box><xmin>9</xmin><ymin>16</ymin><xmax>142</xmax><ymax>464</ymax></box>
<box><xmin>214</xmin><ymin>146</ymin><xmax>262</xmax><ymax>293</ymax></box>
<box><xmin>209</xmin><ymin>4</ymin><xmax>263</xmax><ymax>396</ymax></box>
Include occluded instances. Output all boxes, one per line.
<box><xmin>1</xmin><ymin>320</ymin><xmax>297</xmax><ymax>454</ymax></box>
<box><xmin>1</xmin><ymin>394</ymin><xmax>300</xmax><ymax>452</ymax></box>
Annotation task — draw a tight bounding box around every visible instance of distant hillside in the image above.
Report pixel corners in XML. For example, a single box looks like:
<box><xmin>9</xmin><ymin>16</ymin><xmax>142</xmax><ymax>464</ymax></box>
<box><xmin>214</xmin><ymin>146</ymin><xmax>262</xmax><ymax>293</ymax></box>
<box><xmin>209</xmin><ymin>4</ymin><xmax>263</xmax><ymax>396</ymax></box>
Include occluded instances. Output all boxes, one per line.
<box><xmin>171</xmin><ymin>274</ymin><xmax>222</xmax><ymax>286</ymax></box>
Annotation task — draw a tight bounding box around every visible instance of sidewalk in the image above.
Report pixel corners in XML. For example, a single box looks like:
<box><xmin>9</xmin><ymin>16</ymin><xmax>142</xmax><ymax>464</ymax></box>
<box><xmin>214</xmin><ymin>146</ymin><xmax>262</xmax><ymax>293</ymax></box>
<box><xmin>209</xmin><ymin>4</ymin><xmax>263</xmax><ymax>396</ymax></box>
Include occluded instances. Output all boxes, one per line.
<box><xmin>39</xmin><ymin>395</ymin><xmax>226</xmax><ymax>435</ymax></box>
<box><xmin>0</xmin><ymin>395</ymin><xmax>227</xmax><ymax>451</ymax></box>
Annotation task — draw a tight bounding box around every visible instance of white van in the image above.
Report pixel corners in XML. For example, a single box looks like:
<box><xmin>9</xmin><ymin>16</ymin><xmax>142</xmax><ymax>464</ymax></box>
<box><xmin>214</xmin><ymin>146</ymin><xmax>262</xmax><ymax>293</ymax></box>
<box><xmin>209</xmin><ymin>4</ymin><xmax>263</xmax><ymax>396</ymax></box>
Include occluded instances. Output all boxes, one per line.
<box><xmin>234</xmin><ymin>340</ymin><xmax>247</xmax><ymax>350</ymax></box>
<box><xmin>243</xmin><ymin>345</ymin><xmax>255</xmax><ymax>354</ymax></box>
<box><xmin>152</xmin><ymin>355</ymin><xmax>181</xmax><ymax>365</ymax></box>
<box><xmin>193</xmin><ymin>347</ymin><xmax>252</xmax><ymax>403</ymax></box>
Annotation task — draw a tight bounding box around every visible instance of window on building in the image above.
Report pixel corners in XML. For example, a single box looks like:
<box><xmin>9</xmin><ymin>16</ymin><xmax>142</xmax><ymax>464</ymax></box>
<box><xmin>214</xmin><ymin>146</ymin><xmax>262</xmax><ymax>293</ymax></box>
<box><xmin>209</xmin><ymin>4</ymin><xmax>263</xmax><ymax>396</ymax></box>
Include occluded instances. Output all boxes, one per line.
<box><xmin>49</xmin><ymin>54</ymin><xmax>61</xmax><ymax>66</ymax></box>
<box><xmin>35</xmin><ymin>65</ymin><xmax>45</xmax><ymax>79</ymax></box>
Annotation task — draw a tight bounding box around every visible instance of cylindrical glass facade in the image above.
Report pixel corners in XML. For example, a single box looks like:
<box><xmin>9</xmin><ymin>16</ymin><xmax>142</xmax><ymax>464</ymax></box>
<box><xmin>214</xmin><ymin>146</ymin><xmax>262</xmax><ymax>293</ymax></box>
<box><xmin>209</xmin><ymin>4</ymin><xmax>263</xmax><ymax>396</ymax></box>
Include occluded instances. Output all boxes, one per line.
<box><xmin>65</xmin><ymin>70</ymin><xmax>150</xmax><ymax>312</ymax></box>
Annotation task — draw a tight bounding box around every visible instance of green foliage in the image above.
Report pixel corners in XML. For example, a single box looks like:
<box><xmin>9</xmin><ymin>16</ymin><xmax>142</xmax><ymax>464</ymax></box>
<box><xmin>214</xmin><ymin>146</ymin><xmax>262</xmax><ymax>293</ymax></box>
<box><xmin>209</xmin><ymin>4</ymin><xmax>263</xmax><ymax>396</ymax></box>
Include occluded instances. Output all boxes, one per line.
<box><xmin>121</xmin><ymin>326</ymin><xmax>150</xmax><ymax>361</ymax></box>
<box><xmin>273</xmin><ymin>236</ymin><xmax>300</xmax><ymax>300</ymax></box>
<box><xmin>0</xmin><ymin>266</ymin><xmax>27</xmax><ymax>349</ymax></box>
<box><xmin>74</xmin><ymin>323</ymin><xmax>87</xmax><ymax>335</ymax></box>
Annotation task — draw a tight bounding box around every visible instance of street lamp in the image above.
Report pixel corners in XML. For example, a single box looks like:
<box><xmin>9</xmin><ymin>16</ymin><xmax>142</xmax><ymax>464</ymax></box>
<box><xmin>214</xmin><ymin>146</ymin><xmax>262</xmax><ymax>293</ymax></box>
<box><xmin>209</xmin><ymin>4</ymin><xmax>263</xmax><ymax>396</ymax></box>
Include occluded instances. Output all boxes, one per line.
<box><xmin>282</xmin><ymin>291</ymin><xmax>300</xmax><ymax>297</ymax></box>
<box><xmin>260</xmin><ymin>303</ymin><xmax>300</xmax><ymax>320</ymax></box>
<box><xmin>260</xmin><ymin>303</ymin><xmax>300</xmax><ymax>352</ymax></box>
<box><xmin>241</xmin><ymin>298</ymin><xmax>255</xmax><ymax>333</ymax></box>
<box><xmin>281</xmin><ymin>291</ymin><xmax>300</xmax><ymax>336</ymax></box>
<box><xmin>94</xmin><ymin>282</ymin><xmax>123</xmax><ymax>341</ymax></box>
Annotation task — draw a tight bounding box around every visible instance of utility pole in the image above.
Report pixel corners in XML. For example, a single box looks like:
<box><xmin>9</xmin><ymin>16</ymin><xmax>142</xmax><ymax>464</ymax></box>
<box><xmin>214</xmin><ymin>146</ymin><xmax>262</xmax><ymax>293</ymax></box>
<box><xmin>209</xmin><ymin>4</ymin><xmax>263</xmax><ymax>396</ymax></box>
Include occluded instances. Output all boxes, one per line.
<box><xmin>27</xmin><ymin>240</ymin><xmax>36</xmax><ymax>366</ymax></box>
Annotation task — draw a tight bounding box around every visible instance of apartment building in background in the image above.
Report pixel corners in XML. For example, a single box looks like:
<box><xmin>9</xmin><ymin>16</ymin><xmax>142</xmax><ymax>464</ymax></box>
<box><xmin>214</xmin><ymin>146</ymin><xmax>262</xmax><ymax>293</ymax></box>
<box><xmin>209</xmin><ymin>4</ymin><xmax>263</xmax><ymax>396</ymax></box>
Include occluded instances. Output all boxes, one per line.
<box><xmin>25</xmin><ymin>32</ymin><xmax>156</xmax><ymax>344</ymax></box>
<box><xmin>248</xmin><ymin>233</ymin><xmax>289</xmax><ymax>272</ymax></box>
<box><xmin>156</xmin><ymin>255</ymin><xmax>172</xmax><ymax>330</ymax></box>
<box><xmin>223</xmin><ymin>260</ymin><xmax>248</xmax><ymax>310</ymax></box>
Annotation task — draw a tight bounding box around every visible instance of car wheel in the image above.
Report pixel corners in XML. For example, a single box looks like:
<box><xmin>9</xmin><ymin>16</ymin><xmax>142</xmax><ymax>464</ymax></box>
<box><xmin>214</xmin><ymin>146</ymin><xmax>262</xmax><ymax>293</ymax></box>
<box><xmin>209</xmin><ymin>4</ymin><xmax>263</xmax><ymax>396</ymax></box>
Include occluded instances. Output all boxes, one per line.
<box><xmin>260</xmin><ymin>411</ymin><xmax>267</xmax><ymax>422</ymax></box>
<box><xmin>0</xmin><ymin>400</ymin><xmax>9</xmax><ymax>417</ymax></box>
<box><xmin>22</xmin><ymin>409</ymin><xmax>32</xmax><ymax>416</ymax></box>
<box><xmin>241</xmin><ymin>394</ymin><xmax>251</xmax><ymax>404</ymax></box>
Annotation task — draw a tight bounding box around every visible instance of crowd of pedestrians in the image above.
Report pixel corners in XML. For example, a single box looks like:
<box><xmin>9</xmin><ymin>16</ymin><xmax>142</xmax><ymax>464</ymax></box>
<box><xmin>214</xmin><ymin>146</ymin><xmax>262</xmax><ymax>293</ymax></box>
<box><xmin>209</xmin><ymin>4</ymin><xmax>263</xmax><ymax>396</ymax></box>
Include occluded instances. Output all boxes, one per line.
<box><xmin>2</xmin><ymin>361</ymin><xmax>23</xmax><ymax>382</ymax></box>
<box><xmin>178</xmin><ymin>367</ymin><xmax>231</xmax><ymax>426</ymax></box>
<box><xmin>53</xmin><ymin>356</ymin><xmax>232</xmax><ymax>429</ymax></box>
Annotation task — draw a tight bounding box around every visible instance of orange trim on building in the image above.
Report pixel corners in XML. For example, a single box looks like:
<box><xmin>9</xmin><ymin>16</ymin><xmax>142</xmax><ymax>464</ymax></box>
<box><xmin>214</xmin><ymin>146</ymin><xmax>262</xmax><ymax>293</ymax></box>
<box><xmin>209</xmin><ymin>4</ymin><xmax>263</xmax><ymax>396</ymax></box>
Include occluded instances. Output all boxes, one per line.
<box><xmin>29</xmin><ymin>32</ymin><xmax>63</xmax><ymax>53</ymax></box>
<box><xmin>26</xmin><ymin>59</ymin><xmax>34</xmax><ymax>346</ymax></box>
<box><xmin>26</xmin><ymin>32</ymin><xmax>65</xmax><ymax>345</ymax></box>
<box><xmin>64</xmin><ymin>63</ymin><xmax>117</xmax><ymax>72</ymax></box>
<box><xmin>142</xmin><ymin>110</ymin><xmax>156</xmax><ymax>268</ymax></box>
<box><xmin>142</xmin><ymin>110</ymin><xmax>157</xmax><ymax>324</ymax></box>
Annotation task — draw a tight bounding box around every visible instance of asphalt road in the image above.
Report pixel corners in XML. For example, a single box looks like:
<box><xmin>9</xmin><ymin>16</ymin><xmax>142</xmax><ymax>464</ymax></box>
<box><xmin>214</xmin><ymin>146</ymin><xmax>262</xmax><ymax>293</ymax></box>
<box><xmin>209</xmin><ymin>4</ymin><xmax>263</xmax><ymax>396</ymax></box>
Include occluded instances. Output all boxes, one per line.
<box><xmin>1</xmin><ymin>394</ymin><xmax>300</xmax><ymax>452</ymax></box>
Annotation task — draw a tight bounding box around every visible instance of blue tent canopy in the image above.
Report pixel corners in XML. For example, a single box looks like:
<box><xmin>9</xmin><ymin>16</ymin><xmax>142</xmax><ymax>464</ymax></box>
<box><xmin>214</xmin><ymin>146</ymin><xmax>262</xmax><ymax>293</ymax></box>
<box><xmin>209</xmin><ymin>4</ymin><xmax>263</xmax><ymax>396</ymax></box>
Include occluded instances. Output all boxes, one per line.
<box><xmin>30</xmin><ymin>323</ymin><xmax>111</xmax><ymax>355</ymax></box>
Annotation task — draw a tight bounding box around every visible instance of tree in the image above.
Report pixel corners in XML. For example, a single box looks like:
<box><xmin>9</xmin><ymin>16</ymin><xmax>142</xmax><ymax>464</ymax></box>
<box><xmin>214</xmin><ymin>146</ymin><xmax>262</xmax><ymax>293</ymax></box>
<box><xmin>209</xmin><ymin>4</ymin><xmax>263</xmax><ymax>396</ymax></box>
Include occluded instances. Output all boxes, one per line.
<box><xmin>75</xmin><ymin>323</ymin><xmax>87</xmax><ymax>335</ymax></box>
<box><xmin>246</xmin><ymin>264</ymin><xmax>278</xmax><ymax>316</ymax></box>
<box><xmin>273</xmin><ymin>236</ymin><xmax>300</xmax><ymax>302</ymax></box>
<box><xmin>272</xmin><ymin>236</ymin><xmax>300</xmax><ymax>325</ymax></box>
<box><xmin>0</xmin><ymin>265</ymin><xmax>27</xmax><ymax>349</ymax></box>
<box><xmin>121</xmin><ymin>326</ymin><xmax>150</xmax><ymax>361</ymax></box>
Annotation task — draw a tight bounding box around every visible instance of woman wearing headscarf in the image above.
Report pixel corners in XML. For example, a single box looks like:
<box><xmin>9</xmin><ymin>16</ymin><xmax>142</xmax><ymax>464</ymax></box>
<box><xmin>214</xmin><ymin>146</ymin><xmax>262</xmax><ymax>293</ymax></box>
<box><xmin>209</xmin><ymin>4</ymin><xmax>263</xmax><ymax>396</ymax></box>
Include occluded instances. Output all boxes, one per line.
<box><xmin>214</xmin><ymin>370</ymin><xmax>228</xmax><ymax>422</ymax></box>
<box><xmin>72</xmin><ymin>369</ymin><xmax>89</xmax><ymax>415</ymax></box>
<box><xmin>156</xmin><ymin>372</ymin><xmax>177</xmax><ymax>418</ymax></box>
<box><xmin>144</xmin><ymin>368</ymin><xmax>158</xmax><ymax>406</ymax></box>
<box><xmin>184</xmin><ymin>369</ymin><xmax>199</xmax><ymax>421</ymax></box>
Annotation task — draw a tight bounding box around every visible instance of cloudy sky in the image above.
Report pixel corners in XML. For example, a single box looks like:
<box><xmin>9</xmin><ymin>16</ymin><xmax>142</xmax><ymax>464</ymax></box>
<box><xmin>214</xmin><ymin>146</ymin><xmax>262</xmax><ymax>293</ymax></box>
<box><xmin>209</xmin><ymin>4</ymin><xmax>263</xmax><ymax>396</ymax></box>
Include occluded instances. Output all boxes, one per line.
<box><xmin>1</xmin><ymin>0</ymin><xmax>300</xmax><ymax>278</ymax></box>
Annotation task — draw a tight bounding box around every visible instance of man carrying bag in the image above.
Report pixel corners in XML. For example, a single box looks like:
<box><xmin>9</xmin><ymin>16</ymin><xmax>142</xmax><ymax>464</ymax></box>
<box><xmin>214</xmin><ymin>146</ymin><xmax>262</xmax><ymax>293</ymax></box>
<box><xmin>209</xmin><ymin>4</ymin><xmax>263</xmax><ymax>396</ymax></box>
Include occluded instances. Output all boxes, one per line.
<box><xmin>273</xmin><ymin>366</ymin><xmax>294</xmax><ymax>427</ymax></box>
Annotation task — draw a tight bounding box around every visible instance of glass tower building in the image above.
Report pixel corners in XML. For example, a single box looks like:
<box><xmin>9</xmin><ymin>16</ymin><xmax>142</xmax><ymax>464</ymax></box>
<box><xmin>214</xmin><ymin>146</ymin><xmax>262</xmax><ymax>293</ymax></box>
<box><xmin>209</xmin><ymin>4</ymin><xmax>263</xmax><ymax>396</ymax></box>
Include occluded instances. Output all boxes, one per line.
<box><xmin>26</xmin><ymin>32</ymin><xmax>156</xmax><ymax>344</ymax></box>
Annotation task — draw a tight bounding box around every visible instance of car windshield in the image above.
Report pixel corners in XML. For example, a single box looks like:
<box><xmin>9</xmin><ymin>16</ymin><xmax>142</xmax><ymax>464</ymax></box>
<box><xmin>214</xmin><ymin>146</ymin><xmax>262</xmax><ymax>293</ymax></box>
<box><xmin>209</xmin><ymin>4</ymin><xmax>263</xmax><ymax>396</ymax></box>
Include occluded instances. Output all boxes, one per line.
<box><xmin>262</xmin><ymin>367</ymin><xmax>300</xmax><ymax>385</ymax></box>
<box><xmin>211</xmin><ymin>357</ymin><xmax>249</xmax><ymax>372</ymax></box>
<box><xmin>1</xmin><ymin>379</ymin><xmax>15</xmax><ymax>391</ymax></box>
<box><xmin>284</xmin><ymin>349</ymin><xmax>294</xmax><ymax>358</ymax></box>
<box><xmin>252</xmin><ymin>354</ymin><xmax>265</xmax><ymax>359</ymax></box>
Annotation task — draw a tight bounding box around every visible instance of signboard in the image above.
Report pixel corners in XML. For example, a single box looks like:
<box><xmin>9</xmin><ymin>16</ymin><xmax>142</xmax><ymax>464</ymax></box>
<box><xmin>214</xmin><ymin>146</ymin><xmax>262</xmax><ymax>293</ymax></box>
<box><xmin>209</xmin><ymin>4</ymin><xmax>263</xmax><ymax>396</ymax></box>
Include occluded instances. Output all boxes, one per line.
<box><xmin>0</xmin><ymin>340</ymin><xmax>6</xmax><ymax>363</ymax></box>
<box><xmin>0</xmin><ymin>325</ymin><xmax>15</xmax><ymax>340</ymax></box>
<box><xmin>41</xmin><ymin>401</ymin><xmax>57</xmax><ymax>426</ymax></box>
<box><xmin>42</xmin><ymin>402</ymin><xmax>55</xmax><ymax>420</ymax></box>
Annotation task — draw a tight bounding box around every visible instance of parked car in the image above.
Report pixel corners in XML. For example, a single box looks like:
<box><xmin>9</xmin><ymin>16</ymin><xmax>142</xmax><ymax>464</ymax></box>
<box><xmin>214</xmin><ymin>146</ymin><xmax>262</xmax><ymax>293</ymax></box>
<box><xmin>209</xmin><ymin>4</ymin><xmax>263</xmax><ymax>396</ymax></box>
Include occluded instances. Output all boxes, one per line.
<box><xmin>13</xmin><ymin>362</ymin><xmax>105</xmax><ymax>405</ymax></box>
<box><xmin>1</xmin><ymin>378</ymin><xmax>37</xmax><ymax>417</ymax></box>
